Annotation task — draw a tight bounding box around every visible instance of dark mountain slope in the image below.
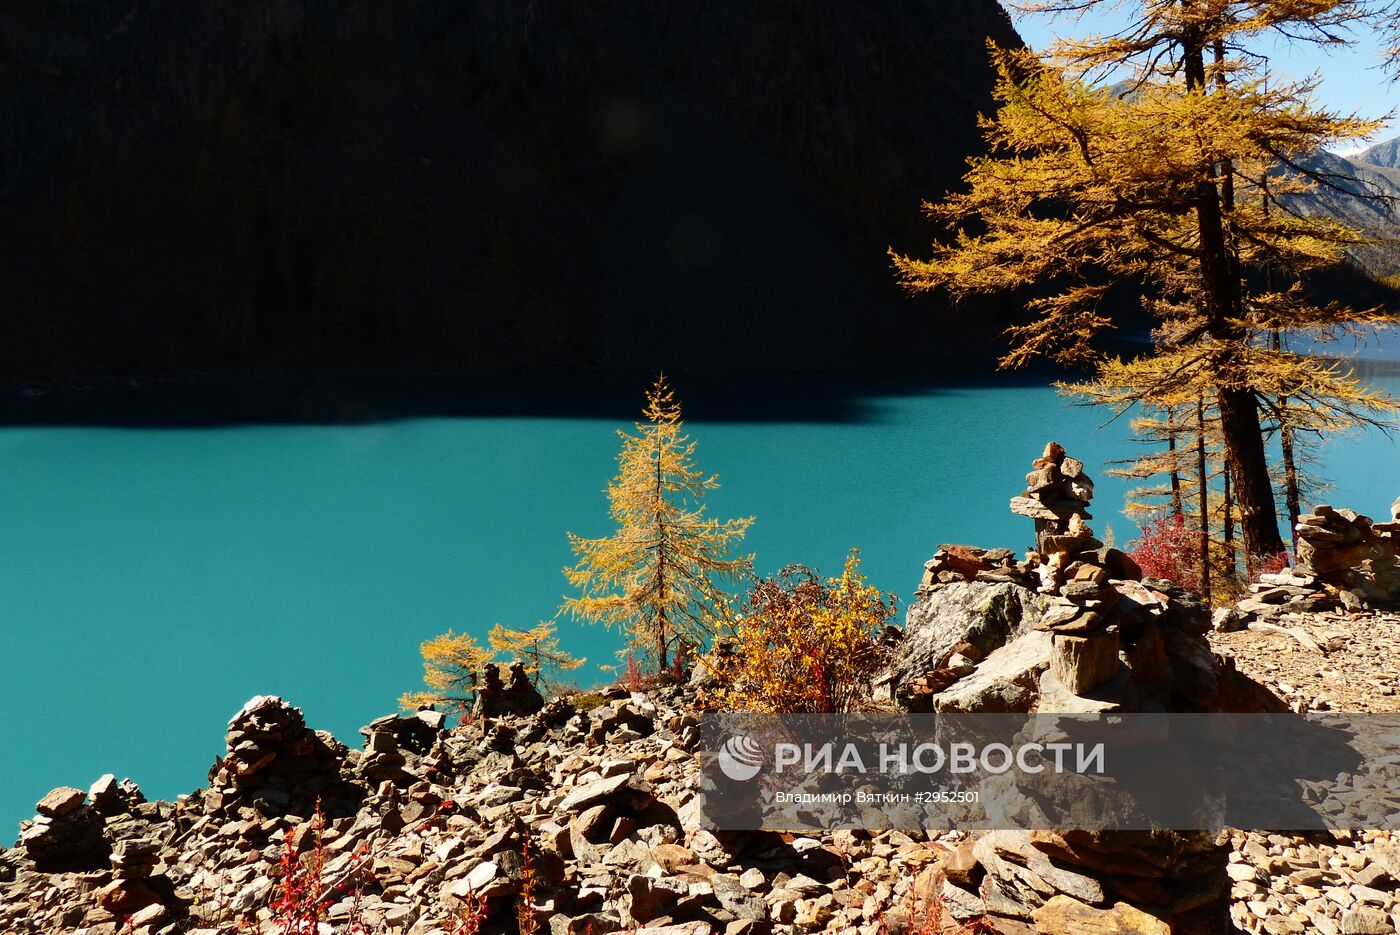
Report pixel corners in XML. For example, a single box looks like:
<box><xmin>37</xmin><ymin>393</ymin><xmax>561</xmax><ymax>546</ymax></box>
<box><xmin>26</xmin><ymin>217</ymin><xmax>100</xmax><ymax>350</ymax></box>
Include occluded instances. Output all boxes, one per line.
<box><xmin>0</xmin><ymin>1</ymin><xmax>1022</xmax><ymax>382</ymax></box>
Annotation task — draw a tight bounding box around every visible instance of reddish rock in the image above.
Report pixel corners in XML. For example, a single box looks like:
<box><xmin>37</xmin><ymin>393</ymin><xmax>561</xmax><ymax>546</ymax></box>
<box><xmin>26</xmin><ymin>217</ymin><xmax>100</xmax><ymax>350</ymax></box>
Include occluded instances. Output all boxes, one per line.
<box><xmin>35</xmin><ymin>787</ymin><xmax>85</xmax><ymax>818</ymax></box>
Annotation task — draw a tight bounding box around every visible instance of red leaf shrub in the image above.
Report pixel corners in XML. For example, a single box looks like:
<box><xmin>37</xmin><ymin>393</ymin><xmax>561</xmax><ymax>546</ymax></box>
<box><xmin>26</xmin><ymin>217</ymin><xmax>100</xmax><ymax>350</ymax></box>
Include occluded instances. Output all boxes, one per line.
<box><xmin>1128</xmin><ymin>513</ymin><xmax>1203</xmax><ymax>593</ymax></box>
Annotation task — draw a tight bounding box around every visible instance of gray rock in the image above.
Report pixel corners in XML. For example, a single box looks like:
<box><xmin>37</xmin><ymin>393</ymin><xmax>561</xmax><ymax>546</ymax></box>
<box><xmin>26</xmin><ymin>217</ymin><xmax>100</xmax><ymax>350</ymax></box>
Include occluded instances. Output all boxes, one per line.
<box><xmin>891</xmin><ymin>580</ymin><xmax>1045</xmax><ymax>702</ymax></box>
<box><xmin>1212</xmin><ymin>607</ymin><xmax>1245</xmax><ymax>632</ymax></box>
<box><xmin>933</xmin><ymin>630</ymin><xmax>1052</xmax><ymax>713</ymax></box>
<box><xmin>622</xmin><ymin>874</ymin><xmax>688</xmax><ymax>923</ymax></box>
<box><xmin>1048</xmin><ymin>630</ymin><xmax>1120</xmax><ymax>696</ymax></box>
<box><xmin>1164</xmin><ymin>628</ymin><xmax>1220</xmax><ymax>707</ymax></box>
<box><xmin>561</xmin><ymin>774</ymin><xmax>632</xmax><ymax>812</ymax></box>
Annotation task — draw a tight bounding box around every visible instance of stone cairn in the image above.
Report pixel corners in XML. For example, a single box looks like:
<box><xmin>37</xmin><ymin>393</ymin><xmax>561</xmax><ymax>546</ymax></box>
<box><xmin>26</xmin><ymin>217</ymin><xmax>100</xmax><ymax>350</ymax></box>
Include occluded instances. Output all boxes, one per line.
<box><xmin>1222</xmin><ymin>498</ymin><xmax>1400</xmax><ymax>629</ymax></box>
<box><xmin>907</xmin><ymin>442</ymin><xmax>1227</xmax><ymax>709</ymax></box>
<box><xmin>888</xmin><ymin>443</ymin><xmax>1294</xmax><ymax>932</ymax></box>
<box><xmin>94</xmin><ymin>839</ymin><xmax>172</xmax><ymax>922</ymax></box>
<box><xmin>473</xmin><ymin>661</ymin><xmax>547</xmax><ymax>719</ymax></box>
<box><xmin>205</xmin><ymin>694</ymin><xmax>358</xmax><ymax>820</ymax></box>
<box><xmin>16</xmin><ymin>785</ymin><xmax>109</xmax><ymax>874</ymax></box>
<box><xmin>1012</xmin><ymin>442</ymin><xmax>1122</xmax><ymax>696</ymax></box>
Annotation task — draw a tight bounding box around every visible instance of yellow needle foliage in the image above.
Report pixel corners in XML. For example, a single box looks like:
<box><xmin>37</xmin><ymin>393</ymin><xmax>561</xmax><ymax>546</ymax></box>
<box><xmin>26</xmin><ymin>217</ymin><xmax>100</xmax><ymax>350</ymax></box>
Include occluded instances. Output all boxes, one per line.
<box><xmin>703</xmin><ymin>551</ymin><xmax>896</xmax><ymax>714</ymax></box>
<box><xmin>487</xmin><ymin>621</ymin><xmax>585</xmax><ymax>692</ymax></box>
<box><xmin>563</xmin><ymin>376</ymin><xmax>754</xmax><ymax>670</ymax></box>
<box><xmin>399</xmin><ymin>629</ymin><xmax>496</xmax><ymax>712</ymax></box>
<box><xmin>893</xmin><ymin>0</ymin><xmax>1396</xmax><ymax>560</ymax></box>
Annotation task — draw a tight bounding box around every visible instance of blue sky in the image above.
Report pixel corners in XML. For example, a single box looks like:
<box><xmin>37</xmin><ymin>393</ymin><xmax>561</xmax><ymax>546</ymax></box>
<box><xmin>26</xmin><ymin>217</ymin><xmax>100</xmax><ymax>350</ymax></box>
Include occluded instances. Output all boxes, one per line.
<box><xmin>1006</xmin><ymin>4</ymin><xmax>1398</xmax><ymax>150</ymax></box>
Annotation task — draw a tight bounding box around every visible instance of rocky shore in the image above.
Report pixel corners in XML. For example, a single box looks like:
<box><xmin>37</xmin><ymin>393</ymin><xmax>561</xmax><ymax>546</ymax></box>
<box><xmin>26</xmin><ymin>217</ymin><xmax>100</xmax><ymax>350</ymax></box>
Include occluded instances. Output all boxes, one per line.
<box><xmin>5</xmin><ymin>449</ymin><xmax>1398</xmax><ymax>935</ymax></box>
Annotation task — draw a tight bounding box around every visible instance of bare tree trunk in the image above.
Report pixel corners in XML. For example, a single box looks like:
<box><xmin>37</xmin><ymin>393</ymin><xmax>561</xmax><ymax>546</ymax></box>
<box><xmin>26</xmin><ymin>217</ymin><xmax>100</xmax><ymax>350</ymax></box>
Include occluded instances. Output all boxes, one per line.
<box><xmin>1183</xmin><ymin>31</ymin><xmax>1285</xmax><ymax>562</ymax></box>
<box><xmin>1196</xmin><ymin>397</ymin><xmax>1212</xmax><ymax>603</ymax></box>
<box><xmin>1168</xmin><ymin>407</ymin><xmax>1183</xmax><ymax>519</ymax></box>
<box><xmin>1222</xmin><ymin>461</ymin><xmax>1235</xmax><ymax>581</ymax></box>
<box><xmin>1269</xmin><ymin>332</ymin><xmax>1303</xmax><ymax>552</ymax></box>
<box><xmin>1280</xmin><ymin>417</ymin><xmax>1302</xmax><ymax>551</ymax></box>
<box><xmin>655</xmin><ymin>452</ymin><xmax>669</xmax><ymax>672</ymax></box>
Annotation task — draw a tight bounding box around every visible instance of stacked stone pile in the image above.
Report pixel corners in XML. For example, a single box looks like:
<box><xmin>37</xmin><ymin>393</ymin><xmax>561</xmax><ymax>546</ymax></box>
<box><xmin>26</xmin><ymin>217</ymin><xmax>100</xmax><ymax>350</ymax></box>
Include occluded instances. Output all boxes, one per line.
<box><xmin>93</xmin><ymin>839</ymin><xmax>177</xmax><ymax>927</ymax></box>
<box><xmin>1221</xmin><ymin>500</ymin><xmax>1400</xmax><ymax>629</ymax></box>
<box><xmin>892</xmin><ymin>443</ymin><xmax>1274</xmax><ymax>717</ymax></box>
<box><xmin>204</xmin><ymin>694</ymin><xmax>360</xmax><ymax>822</ymax></box>
<box><xmin>473</xmin><ymin>662</ymin><xmax>547</xmax><ymax>719</ymax></box>
<box><xmin>89</xmin><ymin>774</ymin><xmax>145</xmax><ymax>816</ymax></box>
<box><xmin>1010</xmin><ymin>442</ymin><xmax>1096</xmax><ymax>554</ymax></box>
<box><xmin>361</xmin><ymin>708</ymin><xmax>447</xmax><ymax>757</ymax></box>
<box><xmin>16</xmin><ymin>786</ymin><xmax>109</xmax><ymax>874</ymax></box>
<box><xmin>939</xmin><ymin>829</ymin><xmax>1233</xmax><ymax>935</ymax></box>
<box><xmin>1299</xmin><ymin>502</ymin><xmax>1400</xmax><ymax>596</ymax></box>
<box><xmin>878</xmin><ymin>443</ymin><xmax>1307</xmax><ymax>931</ymax></box>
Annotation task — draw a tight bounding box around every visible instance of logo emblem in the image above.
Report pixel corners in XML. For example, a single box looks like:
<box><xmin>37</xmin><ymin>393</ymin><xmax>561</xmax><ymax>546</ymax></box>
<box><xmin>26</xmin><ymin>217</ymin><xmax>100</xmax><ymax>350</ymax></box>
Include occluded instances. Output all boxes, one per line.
<box><xmin>719</xmin><ymin>734</ymin><xmax>764</xmax><ymax>781</ymax></box>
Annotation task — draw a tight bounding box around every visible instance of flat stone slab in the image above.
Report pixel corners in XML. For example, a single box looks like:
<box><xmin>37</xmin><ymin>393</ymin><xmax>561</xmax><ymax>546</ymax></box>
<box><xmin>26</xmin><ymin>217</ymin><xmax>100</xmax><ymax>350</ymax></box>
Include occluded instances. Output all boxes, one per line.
<box><xmin>36</xmin><ymin>787</ymin><xmax>86</xmax><ymax>818</ymax></box>
<box><xmin>935</xmin><ymin>630</ymin><xmax>1052</xmax><ymax>713</ymax></box>
<box><xmin>560</xmin><ymin>773</ymin><xmax>632</xmax><ymax>812</ymax></box>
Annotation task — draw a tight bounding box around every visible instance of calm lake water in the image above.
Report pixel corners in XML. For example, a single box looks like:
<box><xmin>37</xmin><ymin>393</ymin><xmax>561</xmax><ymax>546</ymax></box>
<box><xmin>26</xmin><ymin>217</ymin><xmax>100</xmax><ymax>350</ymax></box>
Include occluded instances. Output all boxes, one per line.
<box><xmin>3</xmin><ymin>358</ymin><xmax>1398</xmax><ymax>830</ymax></box>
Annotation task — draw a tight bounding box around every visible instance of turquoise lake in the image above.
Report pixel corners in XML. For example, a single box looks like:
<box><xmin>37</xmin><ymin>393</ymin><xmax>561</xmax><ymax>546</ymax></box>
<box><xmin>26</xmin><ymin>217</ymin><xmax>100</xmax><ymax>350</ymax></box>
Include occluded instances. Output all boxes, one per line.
<box><xmin>3</xmin><ymin>358</ymin><xmax>1398</xmax><ymax>831</ymax></box>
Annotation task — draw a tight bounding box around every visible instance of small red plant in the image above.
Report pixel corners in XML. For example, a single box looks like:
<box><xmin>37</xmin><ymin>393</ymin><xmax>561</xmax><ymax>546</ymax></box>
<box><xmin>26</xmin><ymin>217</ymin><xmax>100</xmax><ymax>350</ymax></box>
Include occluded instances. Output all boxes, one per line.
<box><xmin>445</xmin><ymin>889</ymin><xmax>490</xmax><ymax>935</ymax></box>
<box><xmin>516</xmin><ymin>838</ymin><xmax>538</xmax><ymax>935</ymax></box>
<box><xmin>616</xmin><ymin>652</ymin><xmax>667</xmax><ymax>692</ymax></box>
<box><xmin>1247</xmin><ymin>548</ymin><xmax>1292</xmax><ymax>581</ymax></box>
<box><xmin>340</xmin><ymin>839</ymin><xmax>380</xmax><ymax>934</ymax></box>
<box><xmin>872</xmin><ymin>866</ymin><xmax>995</xmax><ymax>935</ymax></box>
<box><xmin>1128</xmin><ymin>513</ymin><xmax>1203</xmax><ymax>593</ymax></box>
<box><xmin>265</xmin><ymin>802</ymin><xmax>330</xmax><ymax>935</ymax></box>
<box><xmin>621</xmin><ymin>652</ymin><xmax>651</xmax><ymax>691</ymax></box>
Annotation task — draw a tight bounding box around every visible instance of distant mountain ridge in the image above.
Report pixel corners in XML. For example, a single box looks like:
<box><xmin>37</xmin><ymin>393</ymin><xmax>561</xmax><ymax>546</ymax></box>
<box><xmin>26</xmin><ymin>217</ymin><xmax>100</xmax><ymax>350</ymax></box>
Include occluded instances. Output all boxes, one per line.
<box><xmin>0</xmin><ymin>1</ymin><xmax>1023</xmax><ymax>383</ymax></box>
<box><xmin>1300</xmin><ymin>139</ymin><xmax>1400</xmax><ymax>282</ymax></box>
<box><xmin>1355</xmin><ymin>137</ymin><xmax>1400</xmax><ymax>171</ymax></box>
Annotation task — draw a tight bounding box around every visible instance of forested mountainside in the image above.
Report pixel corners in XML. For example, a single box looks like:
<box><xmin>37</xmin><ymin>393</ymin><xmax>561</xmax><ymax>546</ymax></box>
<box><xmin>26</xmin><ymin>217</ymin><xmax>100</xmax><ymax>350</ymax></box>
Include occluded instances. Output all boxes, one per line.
<box><xmin>0</xmin><ymin>1</ymin><xmax>1022</xmax><ymax>382</ymax></box>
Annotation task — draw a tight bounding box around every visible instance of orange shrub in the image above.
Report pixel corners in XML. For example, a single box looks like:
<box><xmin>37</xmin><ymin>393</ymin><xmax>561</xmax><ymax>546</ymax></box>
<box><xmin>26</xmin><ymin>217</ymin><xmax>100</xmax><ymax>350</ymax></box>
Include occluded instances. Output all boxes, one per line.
<box><xmin>703</xmin><ymin>551</ymin><xmax>896</xmax><ymax>713</ymax></box>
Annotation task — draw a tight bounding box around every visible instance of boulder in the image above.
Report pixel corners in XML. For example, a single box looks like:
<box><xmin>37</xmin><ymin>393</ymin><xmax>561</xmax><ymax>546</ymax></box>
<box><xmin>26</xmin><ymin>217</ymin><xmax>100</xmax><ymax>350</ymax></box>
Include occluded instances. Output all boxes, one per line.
<box><xmin>891</xmin><ymin>580</ymin><xmax>1045</xmax><ymax>701</ymax></box>
<box><xmin>1049</xmin><ymin>630</ymin><xmax>1120</xmax><ymax>696</ymax></box>
<box><xmin>932</xmin><ymin>630</ymin><xmax>1052</xmax><ymax>713</ymax></box>
<box><xmin>1031</xmin><ymin>896</ymin><xmax>1170</xmax><ymax>935</ymax></box>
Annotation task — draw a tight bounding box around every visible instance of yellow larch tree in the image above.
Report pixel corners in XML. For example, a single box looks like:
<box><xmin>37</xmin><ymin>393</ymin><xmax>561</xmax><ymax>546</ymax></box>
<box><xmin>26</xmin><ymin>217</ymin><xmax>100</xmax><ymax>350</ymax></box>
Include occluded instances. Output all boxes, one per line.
<box><xmin>894</xmin><ymin>0</ymin><xmax>1397</xmax><ymax>563</ymax></box>
<box><xmin>563</xmin><ymin>376</ymin><xmax>754</xmax><ymax>670</ymax></box>
<box><xmin>487</xmin><ymin>621</ymin><xmax>586</xmax><ymax>692</ymax></box>
<box><xmin>399</xmin><ymin>630</ymin><xmax>496</xmax><ymax>712</ymax></box>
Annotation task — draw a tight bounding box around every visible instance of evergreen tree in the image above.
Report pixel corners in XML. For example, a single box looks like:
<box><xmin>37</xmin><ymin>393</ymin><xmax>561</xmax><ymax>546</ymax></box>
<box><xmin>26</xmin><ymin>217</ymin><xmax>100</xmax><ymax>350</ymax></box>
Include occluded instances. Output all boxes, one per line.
<box><xmin>563</xmin><ymin>377</ymin><xmax>754</xmax><ymax>670</ymax></box>
<box><xmin>487</xmin><ymin>621</ymin><xmax>586</xmax><ymax>692</ymax></box>
<box><xmin>894</xmin><ymin>0</ymin><xmax>1396</xmax><ymax>561</ymax></box>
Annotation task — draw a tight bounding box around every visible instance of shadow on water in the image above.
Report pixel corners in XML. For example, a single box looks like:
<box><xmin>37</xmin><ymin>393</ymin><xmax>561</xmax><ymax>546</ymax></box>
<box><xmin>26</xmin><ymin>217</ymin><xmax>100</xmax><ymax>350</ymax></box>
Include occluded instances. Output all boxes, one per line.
<box><xmin>4</xmin><ymin>330</ymin><xmax>1393</xmax><ymax>428</ymax></box>
<box><xmin>0</xmin><ymin>361</ymin><xmax>1069</xmax><ymax>428</ymax></box>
